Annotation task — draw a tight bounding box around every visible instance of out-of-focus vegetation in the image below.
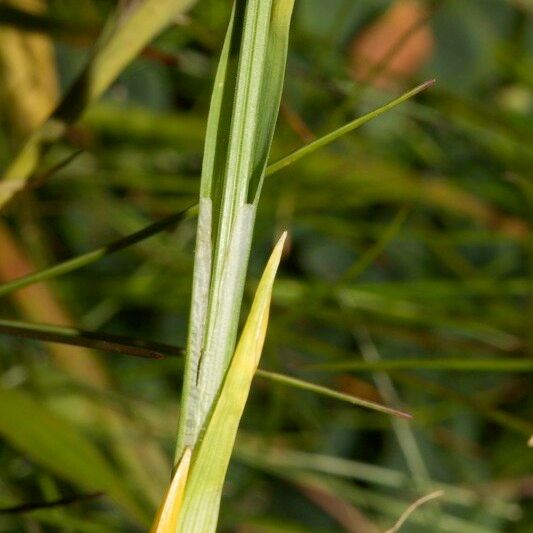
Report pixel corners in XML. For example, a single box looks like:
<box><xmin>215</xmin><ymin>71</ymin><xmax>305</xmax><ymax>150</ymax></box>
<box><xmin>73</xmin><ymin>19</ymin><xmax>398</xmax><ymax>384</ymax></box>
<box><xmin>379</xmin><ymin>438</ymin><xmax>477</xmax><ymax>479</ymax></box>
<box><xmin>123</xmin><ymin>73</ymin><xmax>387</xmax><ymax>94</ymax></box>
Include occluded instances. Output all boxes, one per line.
<box><xmin>0</xmin><ymin>0</ymin><xmax>531</xmax><ymax>531</ymax></box>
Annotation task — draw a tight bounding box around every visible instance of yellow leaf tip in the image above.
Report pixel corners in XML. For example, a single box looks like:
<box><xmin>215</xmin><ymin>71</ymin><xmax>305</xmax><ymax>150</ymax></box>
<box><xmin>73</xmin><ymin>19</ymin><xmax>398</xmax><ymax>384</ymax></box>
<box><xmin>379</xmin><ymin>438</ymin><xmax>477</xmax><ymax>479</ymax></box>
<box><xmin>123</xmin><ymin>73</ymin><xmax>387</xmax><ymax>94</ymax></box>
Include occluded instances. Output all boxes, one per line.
<box><xmin>150</xmin><ymin>446</ymin><xmax>192</xmax><ymax>532</ymax></box>
<box><xmin>277</xmin><ymin>230</ymin><xmax>288</xmax><ymax>249</ymax></box>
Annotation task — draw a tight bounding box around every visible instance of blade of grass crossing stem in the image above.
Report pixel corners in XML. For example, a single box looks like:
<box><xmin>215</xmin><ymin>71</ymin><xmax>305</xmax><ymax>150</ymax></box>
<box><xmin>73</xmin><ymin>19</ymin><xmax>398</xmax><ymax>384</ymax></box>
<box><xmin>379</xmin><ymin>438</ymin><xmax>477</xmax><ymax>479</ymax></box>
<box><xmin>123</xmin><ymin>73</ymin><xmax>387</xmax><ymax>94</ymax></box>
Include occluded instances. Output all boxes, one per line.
<box><xmin>0</xmin><ymin>316</ymin><xmax>408</xmax><ymax>415</ymax></box>
<box><xmin>0</xmin><ymin>83</ymin><xmax>427</xmax><ymax>299</ymax></box>
<box><xmin>176</xmin><ymin>233</ymin><xmax>285</xmax><ymax>532</ymax></box>
<box><xmin>176</xmin><ymin>0</ymin><xmax>294</xmax><ymax>459</ymax></box>
<box><xmin>150</xmin><ymin>448</ymin><xmax>192</xmax><ymax>533</ymax></box>
<box><xmin>0</xmin><ymin>315</ymin><xmax>407</xmax><ymax>416</ymax></box>
<box><xmin>0</xmin><ymin>0</ymin><xmax>197</xmax><ymax>208</ymax></box>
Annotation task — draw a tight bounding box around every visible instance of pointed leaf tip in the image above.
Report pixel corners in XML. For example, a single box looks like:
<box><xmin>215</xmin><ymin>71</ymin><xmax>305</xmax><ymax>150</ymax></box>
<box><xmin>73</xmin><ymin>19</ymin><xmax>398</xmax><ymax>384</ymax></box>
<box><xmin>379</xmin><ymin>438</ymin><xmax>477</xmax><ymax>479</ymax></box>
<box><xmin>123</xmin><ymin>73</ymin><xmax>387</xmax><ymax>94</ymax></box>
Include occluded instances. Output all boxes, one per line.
<box><xmin>176</xmin><ymin>236</ymin><xmax>286</xmax><ymax>532</ymax></box>
<box><xmin>150</xmin><ymin>447</ymin><xmax>192</xmax><ymax>532</ymax></box>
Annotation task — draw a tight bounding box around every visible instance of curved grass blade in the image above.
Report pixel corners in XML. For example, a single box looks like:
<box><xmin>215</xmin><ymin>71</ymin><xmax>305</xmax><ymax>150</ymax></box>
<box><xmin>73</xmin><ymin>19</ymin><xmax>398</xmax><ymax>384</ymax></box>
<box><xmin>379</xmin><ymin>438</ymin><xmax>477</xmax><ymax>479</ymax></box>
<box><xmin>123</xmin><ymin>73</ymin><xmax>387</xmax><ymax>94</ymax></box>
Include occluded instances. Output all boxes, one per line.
<box><xmin>176</xmin><ymin>233</ymin><xmax>286</xmax><ymax>532</ymax></box>
<box><xmin>256</xmin><ymin>369</ymin><xmax>411</xmax><ymax>419</ymax></box>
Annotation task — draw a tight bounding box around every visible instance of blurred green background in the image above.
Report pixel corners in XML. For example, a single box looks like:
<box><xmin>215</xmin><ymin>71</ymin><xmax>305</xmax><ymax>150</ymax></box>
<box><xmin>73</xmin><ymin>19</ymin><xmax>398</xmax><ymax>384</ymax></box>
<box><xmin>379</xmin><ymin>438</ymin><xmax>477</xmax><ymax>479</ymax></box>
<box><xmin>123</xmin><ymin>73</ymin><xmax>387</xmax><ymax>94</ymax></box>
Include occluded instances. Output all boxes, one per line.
<box><xmin>0</xmin><ymin>0</ymin><xmax>531</xmax><ymax>531</ymax></box>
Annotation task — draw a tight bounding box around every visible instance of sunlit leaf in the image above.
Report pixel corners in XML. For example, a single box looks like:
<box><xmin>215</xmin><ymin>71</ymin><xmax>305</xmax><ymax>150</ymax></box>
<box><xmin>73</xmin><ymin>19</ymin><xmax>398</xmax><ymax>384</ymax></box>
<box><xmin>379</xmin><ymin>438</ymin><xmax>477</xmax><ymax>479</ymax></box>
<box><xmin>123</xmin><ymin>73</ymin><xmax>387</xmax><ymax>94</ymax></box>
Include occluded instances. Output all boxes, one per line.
<box><xmin>176</xmin><ymin>233</ymin><xmax>286</xmax><ymax>532</ymax></box>
<box><xmin>150</xmin><ymin>448</ymin><xmax>192</xmax><ymax>532</ymax></box>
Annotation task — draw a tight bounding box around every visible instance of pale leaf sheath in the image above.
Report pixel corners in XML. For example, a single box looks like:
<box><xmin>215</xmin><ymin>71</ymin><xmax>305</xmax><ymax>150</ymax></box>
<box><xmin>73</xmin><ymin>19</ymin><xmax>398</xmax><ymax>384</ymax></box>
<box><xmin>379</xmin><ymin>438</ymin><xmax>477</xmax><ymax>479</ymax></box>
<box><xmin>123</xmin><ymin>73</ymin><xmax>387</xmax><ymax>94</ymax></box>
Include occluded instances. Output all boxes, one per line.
<box><xmin>177</xmin><ymin>198</ymin><xmax>212</xmax><ymax>453</ymax></box>
<box><xmin>196</xmin><ymin>203</ymin><xmax>256</xmax><ymax>431</ymax></box>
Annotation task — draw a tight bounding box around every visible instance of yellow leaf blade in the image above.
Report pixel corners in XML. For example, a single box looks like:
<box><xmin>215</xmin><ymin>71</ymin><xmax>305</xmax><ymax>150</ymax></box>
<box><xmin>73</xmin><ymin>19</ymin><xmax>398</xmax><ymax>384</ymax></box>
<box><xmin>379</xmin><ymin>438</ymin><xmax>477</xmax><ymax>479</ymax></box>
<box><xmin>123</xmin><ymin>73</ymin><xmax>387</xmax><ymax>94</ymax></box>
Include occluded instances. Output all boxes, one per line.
<box><xmin>150</xmin><ymin>447</ymin><xmax>192</xmax><ymax>533</ymax></box>
<box><xmin>176</xmin><ymin>232</ymin><xmax>287</xmax><ymax>532</ymax></box>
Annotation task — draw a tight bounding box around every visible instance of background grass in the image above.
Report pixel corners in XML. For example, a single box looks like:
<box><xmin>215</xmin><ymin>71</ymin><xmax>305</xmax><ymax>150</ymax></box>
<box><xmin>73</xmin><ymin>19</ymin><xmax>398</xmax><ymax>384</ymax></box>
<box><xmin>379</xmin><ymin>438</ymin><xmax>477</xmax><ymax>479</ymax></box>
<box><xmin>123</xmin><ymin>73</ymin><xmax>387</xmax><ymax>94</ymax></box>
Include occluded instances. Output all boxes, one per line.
<box><xmin>0</xmin><ymin>0</ymin><xmax>531</xmax><ymax>531</ymax></box>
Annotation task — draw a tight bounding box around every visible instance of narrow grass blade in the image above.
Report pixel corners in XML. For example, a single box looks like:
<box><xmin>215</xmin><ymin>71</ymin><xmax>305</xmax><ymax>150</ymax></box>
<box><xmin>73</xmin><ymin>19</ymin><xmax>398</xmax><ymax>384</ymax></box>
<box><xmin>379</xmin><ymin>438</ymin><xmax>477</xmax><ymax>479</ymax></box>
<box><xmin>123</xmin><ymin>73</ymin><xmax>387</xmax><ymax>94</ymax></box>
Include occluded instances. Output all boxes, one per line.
<box><xmin>0</xmin><ymin>318</ymin><xmax>182</xmax><ymax>359</ymax></box>
<box><xmin>196</xmin><ymin>2</ymin><xmax>239</xmax><ymax>200</ymax></box>
<box><xmin>176</xmin><ymin>233</ymin><xmax>286</xmax><ymax>532</ymax></box>
<box><xmin>150</xmin><ymin>448</ymin><xmax>192</xmax><ymax>533</ymax></box>
<box><xmin>266</xmin><ymin>80</ymin><xmax>435</xmax><ymax>176</ymax></box>
<box><xmin>256</xmin><ymin>370</ymin><xmax>411</xmax><ymax>419</ymax></box>
<box><xmin>0</xmin><ymin>387</ymin><xmax>147</xmax><ymax>524</ymax></box>
<box><xmin>0</xmin><ymin>206</ymin><xmax>193</xmax><ymax>298</ymax></box>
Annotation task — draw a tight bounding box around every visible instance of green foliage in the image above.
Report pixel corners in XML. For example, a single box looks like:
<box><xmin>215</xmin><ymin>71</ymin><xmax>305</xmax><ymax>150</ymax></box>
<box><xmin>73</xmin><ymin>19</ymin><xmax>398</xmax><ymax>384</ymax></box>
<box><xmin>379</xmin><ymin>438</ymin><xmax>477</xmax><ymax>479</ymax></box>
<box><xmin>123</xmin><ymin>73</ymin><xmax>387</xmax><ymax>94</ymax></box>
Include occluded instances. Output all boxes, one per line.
<box><xmin>0</xmin><ymin>387</ymin><xmax>147</xmax><ymax>525</ymax></box>
<box><xmin>0</xmin><ymin>0</ymin><xmax>531</xmax><ymax>531</ymax></box>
